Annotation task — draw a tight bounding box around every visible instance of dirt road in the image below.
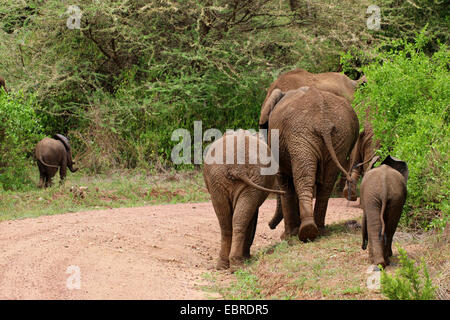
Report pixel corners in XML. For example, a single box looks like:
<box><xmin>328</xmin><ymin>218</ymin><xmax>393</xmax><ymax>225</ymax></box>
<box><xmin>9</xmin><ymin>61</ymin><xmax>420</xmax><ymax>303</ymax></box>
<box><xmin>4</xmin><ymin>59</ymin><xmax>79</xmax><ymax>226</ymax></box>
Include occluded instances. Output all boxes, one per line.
<box><xmin>0</xmin><ymin>198</ymin><xmax>362</xmax><ymax>299</ymax></box>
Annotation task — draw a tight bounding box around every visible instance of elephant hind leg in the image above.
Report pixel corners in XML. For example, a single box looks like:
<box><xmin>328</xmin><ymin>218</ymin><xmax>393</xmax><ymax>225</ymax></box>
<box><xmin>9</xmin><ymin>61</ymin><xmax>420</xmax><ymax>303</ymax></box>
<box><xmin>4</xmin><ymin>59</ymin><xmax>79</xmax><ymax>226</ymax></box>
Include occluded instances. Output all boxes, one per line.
<box><xmin>211</xmin><ymin>195</ymin><xmax>233</xmax><ymax>270</ymax></box>
<box><xmin>229</xmin><ymin>191</ymin><xmax>262</xmax><ymax>271</ymax></box>
<box><xmin>291</xmin><ymin>159</ymin><xmax>318</xmax><ymax>241</ymax></box>
<box><xmin>37</xmin><ymin>162</ymin><xmax>46</xmax><ymax>188</ymax></box>
<box><xmin>243</xmin><ymin>209</ymin><xmax>259</xmax><ymax>258</ymax></box>
<box><xmin>314</xmin><ymin>163</ymin><xmax>340</xmax><ymax>229</ymax></box>
<box><xmin>277</xmin><ymin>174</ymin><xmax>300</xmax><ymax>239</ymax></box>
<box><xmin>38</xmin><ymin>173</ymin><xmax>46</xmax><ymax>188</ymax></box>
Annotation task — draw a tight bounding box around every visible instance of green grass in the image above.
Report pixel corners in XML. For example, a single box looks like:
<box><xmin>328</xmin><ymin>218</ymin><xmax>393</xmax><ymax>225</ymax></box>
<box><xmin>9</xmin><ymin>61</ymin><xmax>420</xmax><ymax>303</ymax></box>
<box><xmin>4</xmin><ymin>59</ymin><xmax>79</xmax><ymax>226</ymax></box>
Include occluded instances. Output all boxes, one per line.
<box><xmin>0</xmin><ymin>167</ymin><xmax>210</xmax><ymax>221</ymax></box>
<box><xmin>203</xmin><ymin>221</ymin><xmax>449</xmax><ymax>300</ymax></box>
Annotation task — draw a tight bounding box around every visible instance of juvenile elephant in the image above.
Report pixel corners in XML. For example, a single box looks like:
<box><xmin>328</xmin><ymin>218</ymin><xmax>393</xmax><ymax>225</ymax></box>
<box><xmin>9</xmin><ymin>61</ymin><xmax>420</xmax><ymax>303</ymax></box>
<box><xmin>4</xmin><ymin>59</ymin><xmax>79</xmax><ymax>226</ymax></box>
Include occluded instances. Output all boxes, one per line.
<box><xmin>361</xmin><ymin>155</ymin><xmax>408</xmax><ymax>268</ymax></box>
<box><xmin>203</xmin><ymin>130</ymin><xmax>285</xmax><ymax>271</ymax></box>
<box><xmin>265</xmin><ymin>87</ymin><xmax>359</xmax><ymax>241</ymax></box>
<box><xmin>35</xmin><ymin>134</ymin><xmax>78</xmax><ymax>188</ymax></box>
<box><xmin>0</xmin><ymin>76</ymin><xmax>7</xmax><ymax>93</ymax></box>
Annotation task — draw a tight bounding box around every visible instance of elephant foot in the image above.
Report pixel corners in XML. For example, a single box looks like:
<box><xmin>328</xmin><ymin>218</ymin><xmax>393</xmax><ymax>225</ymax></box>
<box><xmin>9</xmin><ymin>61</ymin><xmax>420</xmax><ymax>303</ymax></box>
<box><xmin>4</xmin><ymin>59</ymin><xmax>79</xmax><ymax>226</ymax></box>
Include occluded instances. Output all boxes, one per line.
<box><xmin>216</xmin><ymin>258</ymin><xmax>230</xmax><ymax>270</ymax></box>
<box><xmin>280</xmin><ymin>226</ymin><xmax>299</xmax><ymax>241</ymax></box>
<box><xmin>298</xmin><ymin>218</ymin><xmax>318</xmax><ymax>241</ymax></box>
<box><xmin>229</xmin><ymin>256</ymin><xmax>245</xmax><ymax>273</ymax></box>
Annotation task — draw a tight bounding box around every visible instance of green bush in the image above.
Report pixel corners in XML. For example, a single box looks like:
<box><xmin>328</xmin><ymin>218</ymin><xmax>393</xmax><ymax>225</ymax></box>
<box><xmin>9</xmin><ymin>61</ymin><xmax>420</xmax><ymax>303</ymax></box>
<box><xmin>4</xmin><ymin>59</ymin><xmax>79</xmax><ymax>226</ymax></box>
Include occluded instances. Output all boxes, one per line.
<box><xmin>0</xmin><ymin>91</ymin><xmax>43</xmax><ymax>190</ymax></box>
<box><xmin>355</xmin><ymin>31</ymin><xmax>449</xmax><ymax>228</ymax></box>
<box><xmin>381</xmin><ymin>246</ymin><xmax>436</xmax><ymax>300</ymax></box>
<box><xmin>0</xmin><ymin>0</ymin><xmax>382</xmax><ymax>171</ymax></box>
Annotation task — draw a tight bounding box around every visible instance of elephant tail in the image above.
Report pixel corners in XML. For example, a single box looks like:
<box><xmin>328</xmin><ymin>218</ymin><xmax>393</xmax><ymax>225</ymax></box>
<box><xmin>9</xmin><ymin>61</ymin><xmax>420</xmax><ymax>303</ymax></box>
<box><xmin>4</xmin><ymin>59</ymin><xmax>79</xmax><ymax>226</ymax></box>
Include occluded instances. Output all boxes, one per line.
<box><xmin>362</xmin><ymin>214</ymin><xmax>368</xmax><ymax>250</ymax></box>
<box><xmin>379</xmin><ymin>173</ymin><xmax>388</xmax><ymax>244</ymax></box>
<box><xmin>238</xmin><ymin>175</ymin><xmax>286</xmax><ymax>195</ymax></box>
<box><xmin>268</xmin><ymin>194</ymin><xmax>283</xmax><ymax>229</ymax></box>
<box><xmin>312</xmin><ymin>87</ymin><xmax>352</xmax><ymax>183</ymax></box>
<box><xmin>322</xmin><ymin>128</ymin><xmax>351</xmax><ymax>182</ymax></box>
<box><xmin>36</xmin><ymin>154</ymin><xmax>59</xmax><ymax>169</ymax></box>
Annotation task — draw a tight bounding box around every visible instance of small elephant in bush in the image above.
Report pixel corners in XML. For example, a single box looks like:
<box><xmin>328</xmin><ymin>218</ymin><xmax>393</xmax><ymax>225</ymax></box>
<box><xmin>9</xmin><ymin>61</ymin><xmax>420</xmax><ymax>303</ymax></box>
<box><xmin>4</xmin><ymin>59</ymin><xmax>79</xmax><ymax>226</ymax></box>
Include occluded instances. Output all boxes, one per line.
<box><xmin>360</xmin><ymin>155</ymin><xmax>408</xmax><ymax>268</ymax></box>
<box><xmin>203</xmin><ymin>130</ymin><xmax>285</xmax><ymax>271</ymax></box>
<box><xmin>35</xmin><ymin>134</ymin><xmax>78</xmax><ymax>188</ymax></box>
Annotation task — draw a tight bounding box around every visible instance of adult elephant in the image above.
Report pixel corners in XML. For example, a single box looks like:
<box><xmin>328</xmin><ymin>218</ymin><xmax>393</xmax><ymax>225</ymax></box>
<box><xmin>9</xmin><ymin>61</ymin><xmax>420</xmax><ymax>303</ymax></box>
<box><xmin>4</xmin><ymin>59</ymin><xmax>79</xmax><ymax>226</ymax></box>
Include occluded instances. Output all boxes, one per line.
<box><xmin>259</xmin><ymin>68</ymin><xmax>373</xmax><ymax>207</ymax></box>
<box><xmin>259</xmin><ymin>68</ymin><xmax>365</xmax><ymax>130</ymax></box>
<box><xmin>0</xmin><ymin>76</ymin><xmax>7</xmax><ymax>93</ymax></box>
<box><xmin>35</xmin><ymin>134</ymin><xmax>78</xmax><ymax>188</ymax></box>
<box><xmin>265</xmin><ymin>87</ymin><xmax>359</xmax><ymax>241</ymax></box>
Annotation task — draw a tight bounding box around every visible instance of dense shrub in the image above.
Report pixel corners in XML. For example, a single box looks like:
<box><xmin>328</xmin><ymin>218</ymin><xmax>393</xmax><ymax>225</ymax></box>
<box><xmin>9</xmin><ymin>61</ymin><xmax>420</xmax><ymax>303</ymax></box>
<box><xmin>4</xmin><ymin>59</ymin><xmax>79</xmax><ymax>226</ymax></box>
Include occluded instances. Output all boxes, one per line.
<box><xmin>0</xmin><ymin>0</ymin><xmax>379</xmax><ymax>170</ymax></box>
<box><xmin>355</xmin><ymin>31</ymin><xmax>449</xmax><ymax>228</ymax></box>
<box><xmin>0</xmin><ymin>91</ymin><xmax>43</xmax><ymax>190</ymax></box>
<box><xmin>381</xmin><ymin>246</ymin><xmax>435</xmax><ymax>300</ymax></box>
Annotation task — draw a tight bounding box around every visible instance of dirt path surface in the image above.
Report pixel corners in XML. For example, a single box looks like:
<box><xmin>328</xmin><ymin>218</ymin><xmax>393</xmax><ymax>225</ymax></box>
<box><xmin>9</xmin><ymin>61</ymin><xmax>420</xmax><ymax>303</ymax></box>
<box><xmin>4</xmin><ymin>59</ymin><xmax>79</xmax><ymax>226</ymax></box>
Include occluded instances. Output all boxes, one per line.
<box><xmin>0</xmin><ymin>198</ymin><xmax>362</xmax><ymax>300</ymax></box>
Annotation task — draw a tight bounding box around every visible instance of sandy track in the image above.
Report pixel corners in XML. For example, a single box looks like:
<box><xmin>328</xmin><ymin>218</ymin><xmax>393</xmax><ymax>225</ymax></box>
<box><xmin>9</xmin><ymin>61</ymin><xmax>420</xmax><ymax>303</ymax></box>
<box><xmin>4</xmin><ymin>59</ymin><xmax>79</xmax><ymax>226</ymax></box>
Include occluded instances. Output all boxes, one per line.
<box><xmin>0</xmin><ymin>198</ymin><xmax>362</xmax><ymax>300</ymax></box>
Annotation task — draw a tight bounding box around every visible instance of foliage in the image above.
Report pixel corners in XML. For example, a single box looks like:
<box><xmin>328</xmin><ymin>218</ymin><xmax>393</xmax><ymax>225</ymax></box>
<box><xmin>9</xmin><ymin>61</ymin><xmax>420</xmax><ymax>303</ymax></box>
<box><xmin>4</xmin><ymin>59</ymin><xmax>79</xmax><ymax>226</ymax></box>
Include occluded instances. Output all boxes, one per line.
<box><xmin>0</xmin><ymin>1</ymin><xmax>448</xmax><ymax>220</ymax></box>
<box><xmin>354</xmin><ymin>31</ymin><xmax>449</xmax><ymax>228</ymax></box>
<box><xmin>381</xmin><ymin>246</ymin><xmax>436</xmax><ymax>300</ymax></box>
<box><xmin>0</xmin><ymin>0</ymin><xmax>378</xmax><ymax>170</ymax></box>
<box><xmin>0</xmin><ymin>91</ymin><xmax>43</xmax><ymax>190</ymax></box>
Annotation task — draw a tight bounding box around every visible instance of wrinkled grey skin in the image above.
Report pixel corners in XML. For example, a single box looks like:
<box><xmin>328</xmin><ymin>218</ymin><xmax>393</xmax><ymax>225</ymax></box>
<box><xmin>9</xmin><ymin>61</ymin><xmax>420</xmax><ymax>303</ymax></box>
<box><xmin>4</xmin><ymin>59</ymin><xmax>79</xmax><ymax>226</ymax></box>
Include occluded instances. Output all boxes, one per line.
<box><xmin>264</xmin><ymin>87</ymin><xmax>359</xmax><ymax>241</ymax></box>
<box><xmin>203</xmin><ymin>130</ymin><xmax>285</xmax><ymax>271</ymax></box>
<box><xmin>35</xmin><ymin>134</ymin><xmax>78</xmax><ymax>188</ymax></box>
<box><xmin>361</xmin><ymin>156</ymin><xmax>408</xmax><ymax>268</ymax></box>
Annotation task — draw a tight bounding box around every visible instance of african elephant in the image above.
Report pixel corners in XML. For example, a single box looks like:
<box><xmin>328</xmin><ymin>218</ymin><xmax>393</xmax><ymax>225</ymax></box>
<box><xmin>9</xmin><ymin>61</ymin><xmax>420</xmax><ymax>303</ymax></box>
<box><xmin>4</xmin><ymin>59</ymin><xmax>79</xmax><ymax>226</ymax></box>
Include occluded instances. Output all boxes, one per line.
<box><xmin>260</xmin><ymin>69</ymin><xmax>371</xmax><ymax>226</ymax></box>
<box><xmin>203</xmin><ymin>130</ymin><xmax>285</xmax><ymax>271</ymax></box>
<box><xmin>35</xmin><ymin>134</ymin><xmax>78</xmax><ymax>188</ymax></box>
<box><xmin>0</xmin><ymin>76</ymin><xmax>7</xmax><ymax>93</ymax></box>
<box><xmin>265</xmin><ymin>87</ymin><xmax>359</xmax><ymax>241</ymax></box>
<box><xmin>361</xmin><ymin>155</ymin><xmax>408</xmax><ymax>268</ymax></box>
<box><xmin>260</xmin><ymin>68</ymin><xmax>366</xmax><ymax>131</ymax></box>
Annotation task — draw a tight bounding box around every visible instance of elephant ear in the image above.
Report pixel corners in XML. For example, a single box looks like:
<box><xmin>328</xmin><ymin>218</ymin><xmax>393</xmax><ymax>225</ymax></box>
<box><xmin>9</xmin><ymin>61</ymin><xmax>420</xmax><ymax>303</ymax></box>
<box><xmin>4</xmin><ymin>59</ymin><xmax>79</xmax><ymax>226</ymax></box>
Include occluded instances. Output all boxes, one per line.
<box><xmin>381</xmin><ymin>155</ymin><xmax>409</xmax><ymax>182</ymax></box>
<box><xmin>54</xmin><ymin>134</ymin><xmax>71</xmax><ymax>152</ymax></box>
<box><xmin>259</xmin><ymin>88</ymin><xmax>285</xmax><ymax>130</ymax></box>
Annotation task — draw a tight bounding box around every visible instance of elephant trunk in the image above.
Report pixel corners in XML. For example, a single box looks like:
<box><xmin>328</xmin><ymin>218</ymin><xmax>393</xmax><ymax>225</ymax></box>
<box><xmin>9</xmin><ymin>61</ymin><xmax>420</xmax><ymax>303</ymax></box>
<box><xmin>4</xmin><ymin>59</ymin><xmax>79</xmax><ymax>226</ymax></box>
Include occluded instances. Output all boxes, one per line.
<box><xmin>343</xmin><ymin>170</ymin><xmax>359</xmax><ymax>201</ymax></box>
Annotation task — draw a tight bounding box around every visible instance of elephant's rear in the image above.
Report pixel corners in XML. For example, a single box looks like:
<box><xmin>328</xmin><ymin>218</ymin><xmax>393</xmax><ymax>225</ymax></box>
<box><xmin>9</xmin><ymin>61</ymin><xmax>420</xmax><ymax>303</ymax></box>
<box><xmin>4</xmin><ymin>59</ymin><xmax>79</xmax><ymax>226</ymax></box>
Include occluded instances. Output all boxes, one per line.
<box><xmin>35</xmin><ymin>138</ymin><xmax>62</xmax><ymax>165</ymax></box>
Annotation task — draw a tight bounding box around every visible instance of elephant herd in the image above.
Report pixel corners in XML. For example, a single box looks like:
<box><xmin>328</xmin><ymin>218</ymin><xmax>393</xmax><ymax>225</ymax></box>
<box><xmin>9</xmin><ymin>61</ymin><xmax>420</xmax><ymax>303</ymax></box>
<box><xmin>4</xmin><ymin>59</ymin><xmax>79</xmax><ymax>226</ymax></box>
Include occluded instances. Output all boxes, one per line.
<box><xmin>203</xmin><ymin>68</ymin><xmax>408</xmax><ymax>271</ymax></box>
<box><xmin>1</xmin><ymin>70</ymin><xmax>408</xmax><ymax>272</ymax></box>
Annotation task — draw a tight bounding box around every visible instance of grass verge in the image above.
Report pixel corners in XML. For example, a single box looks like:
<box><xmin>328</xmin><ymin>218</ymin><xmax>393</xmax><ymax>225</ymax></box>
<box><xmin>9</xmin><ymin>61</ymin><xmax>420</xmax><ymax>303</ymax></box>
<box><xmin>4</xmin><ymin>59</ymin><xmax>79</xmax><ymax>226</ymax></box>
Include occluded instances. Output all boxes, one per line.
<box><xmin>0</xmin><ymin>168</ymin><xmax>210</xmax><ymax>221</ymax></box>
<box><xmin>203</xmin><ymin>221</ymin><xmax>449</xmax><ymax>300</ymax></box>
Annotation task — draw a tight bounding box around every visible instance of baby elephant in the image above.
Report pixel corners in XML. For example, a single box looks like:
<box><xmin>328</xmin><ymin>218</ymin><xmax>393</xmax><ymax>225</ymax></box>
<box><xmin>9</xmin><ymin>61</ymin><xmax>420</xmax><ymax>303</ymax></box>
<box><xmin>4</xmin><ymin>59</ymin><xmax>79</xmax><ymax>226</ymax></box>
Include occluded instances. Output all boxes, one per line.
<box><xmin>35</xmin><ymin>134</ymin><xmax>78</xmax><ymax>188</ymax></box>
<box><xmin>203</xmin><ymin>130</ymin><xmax>284</xmax><ymax>271</ymax></box>
<box><xmin>360</xmin><ymin>155</ymin><xmax>408</xmax><ymax>268</ymax></box>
